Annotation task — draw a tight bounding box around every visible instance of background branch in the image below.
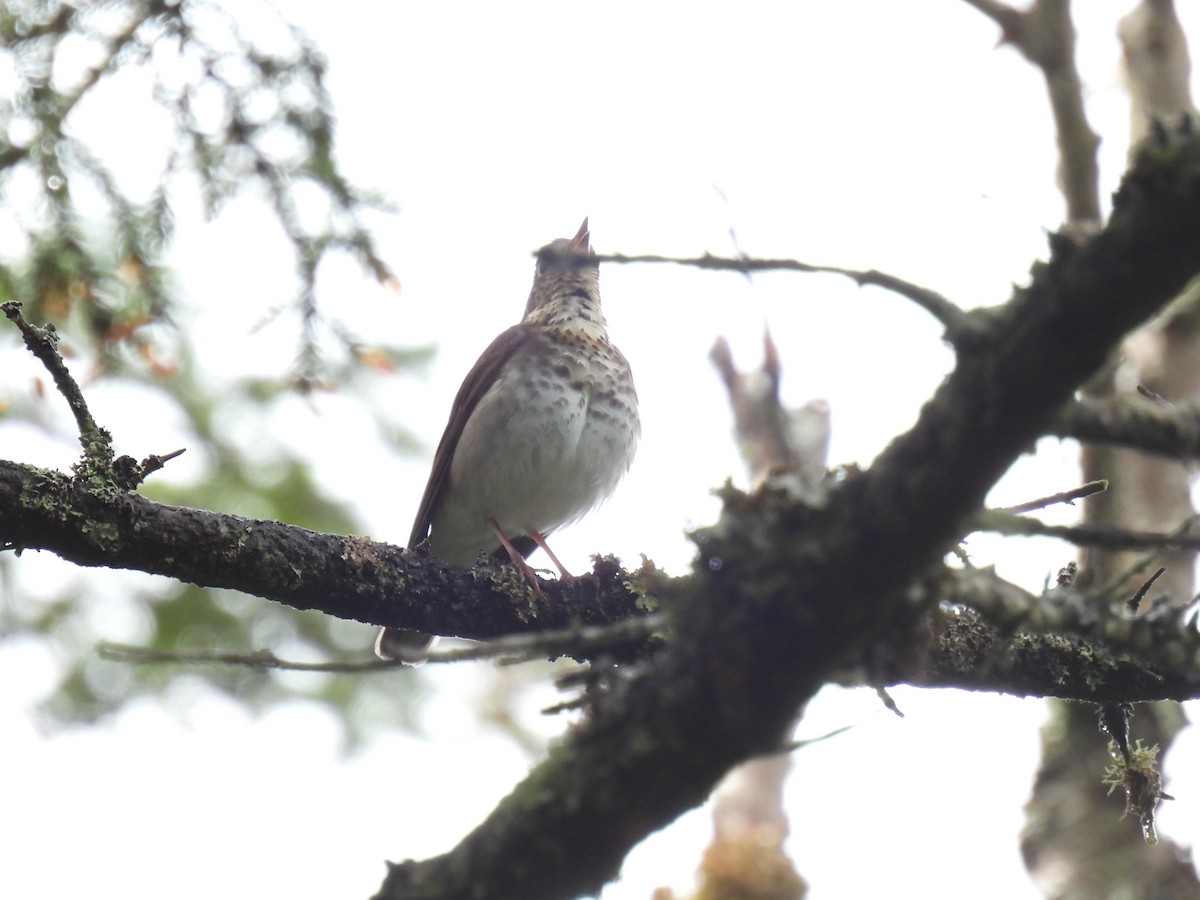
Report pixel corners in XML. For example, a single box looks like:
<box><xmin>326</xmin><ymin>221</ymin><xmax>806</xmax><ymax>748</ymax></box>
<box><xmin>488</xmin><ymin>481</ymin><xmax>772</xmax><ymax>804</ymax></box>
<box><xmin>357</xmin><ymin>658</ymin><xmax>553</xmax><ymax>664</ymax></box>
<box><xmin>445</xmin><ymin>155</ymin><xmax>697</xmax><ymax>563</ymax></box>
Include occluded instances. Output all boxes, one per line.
<box><xmin>1054</xmin><ymin>394</ymin><xmax>1200</xmax><ymax>458</ymax></box>
<box><xmin>543</xmin><ymin>247</ymin><xmax>973</xmax><ymax>337</ymax></box>
<box><xmin>974</xmin><ymin>508</ymin><xmax>1200</xmax><ymax>549</ymax></box>
<box><xmin>999</xmin><ymin>1</ymin><xmax>1200</xmax><ymax>891</ymax></box>
<box><xmin>962</xmin><ymin>0</ymin><xmax>1102</xmax><ymax>232</ymax></box>
<box><xmin>377</xmin><ymin>125</ymin><xmax>1200</xmax><ymax>900</ymax></box>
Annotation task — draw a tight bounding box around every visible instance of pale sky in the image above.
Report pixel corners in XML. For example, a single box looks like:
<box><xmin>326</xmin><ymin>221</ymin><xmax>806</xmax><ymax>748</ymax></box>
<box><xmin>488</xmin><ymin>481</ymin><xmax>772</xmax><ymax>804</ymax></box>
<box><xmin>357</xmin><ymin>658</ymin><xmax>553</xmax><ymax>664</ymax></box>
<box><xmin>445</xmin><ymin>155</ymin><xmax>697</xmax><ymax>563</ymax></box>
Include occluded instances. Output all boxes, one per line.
<box><xmin>2</xmin><ymin>1</ymin><xmax>1199</xmax><ymax>898</ymax></box>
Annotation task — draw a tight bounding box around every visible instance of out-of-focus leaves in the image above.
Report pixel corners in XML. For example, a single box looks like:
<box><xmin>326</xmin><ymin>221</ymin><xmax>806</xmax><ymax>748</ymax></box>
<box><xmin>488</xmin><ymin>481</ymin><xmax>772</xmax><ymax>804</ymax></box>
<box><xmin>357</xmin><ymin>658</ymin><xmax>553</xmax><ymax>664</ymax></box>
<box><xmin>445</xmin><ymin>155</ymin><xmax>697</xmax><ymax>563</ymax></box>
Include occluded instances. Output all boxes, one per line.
<box><xmin>0</xmin><ymin>0</ymin><xmax>397</xmax><ymax>382</ymax></box>
<box><xmin>0</xmin><ymin>0</ymin><xmax>433</xmax><ymax>744</ymax></box>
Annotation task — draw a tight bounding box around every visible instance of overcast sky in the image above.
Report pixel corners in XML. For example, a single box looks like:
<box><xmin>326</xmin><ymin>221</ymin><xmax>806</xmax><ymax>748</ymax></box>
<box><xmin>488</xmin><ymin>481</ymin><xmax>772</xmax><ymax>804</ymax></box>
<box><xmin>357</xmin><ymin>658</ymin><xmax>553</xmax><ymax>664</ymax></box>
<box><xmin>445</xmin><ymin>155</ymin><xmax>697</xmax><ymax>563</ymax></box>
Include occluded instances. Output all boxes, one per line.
<box><xmin>3</xmin><ymin>2</ymin><xmax>1199</xmax><ymax>898</ymax></box>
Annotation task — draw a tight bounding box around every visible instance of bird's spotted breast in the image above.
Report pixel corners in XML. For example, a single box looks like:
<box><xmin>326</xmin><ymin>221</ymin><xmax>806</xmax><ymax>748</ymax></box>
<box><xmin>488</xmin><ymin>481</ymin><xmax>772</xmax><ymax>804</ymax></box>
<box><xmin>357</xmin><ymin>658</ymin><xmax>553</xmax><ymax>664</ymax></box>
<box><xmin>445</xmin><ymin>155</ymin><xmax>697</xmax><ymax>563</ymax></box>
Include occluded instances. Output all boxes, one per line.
<box><xmin>422</xmin><ymin>249</ymin><xmax>637</xmax><ymax>559</ymax></box>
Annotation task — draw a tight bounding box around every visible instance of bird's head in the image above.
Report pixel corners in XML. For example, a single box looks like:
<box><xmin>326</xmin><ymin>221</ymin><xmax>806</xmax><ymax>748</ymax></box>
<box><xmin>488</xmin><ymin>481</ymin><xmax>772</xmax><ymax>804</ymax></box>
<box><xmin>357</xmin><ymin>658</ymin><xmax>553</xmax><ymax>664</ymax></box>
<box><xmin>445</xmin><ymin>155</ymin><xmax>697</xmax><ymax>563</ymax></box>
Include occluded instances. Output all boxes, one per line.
<box><xmin>523</xmin><ymin>218</ymin><xmax>604</xmax><ymax>328</ymax></box>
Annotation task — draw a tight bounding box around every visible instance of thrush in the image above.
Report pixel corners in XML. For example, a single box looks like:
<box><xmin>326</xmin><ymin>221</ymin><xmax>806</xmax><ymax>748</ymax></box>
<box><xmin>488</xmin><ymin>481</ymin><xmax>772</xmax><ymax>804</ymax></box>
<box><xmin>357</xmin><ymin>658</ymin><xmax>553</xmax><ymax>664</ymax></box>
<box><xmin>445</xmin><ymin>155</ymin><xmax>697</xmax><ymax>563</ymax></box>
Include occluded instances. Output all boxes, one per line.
<box><xmin>376</xmin><ymin>218</ymin><xmax>640</xmax><ymax>664</ymax></box>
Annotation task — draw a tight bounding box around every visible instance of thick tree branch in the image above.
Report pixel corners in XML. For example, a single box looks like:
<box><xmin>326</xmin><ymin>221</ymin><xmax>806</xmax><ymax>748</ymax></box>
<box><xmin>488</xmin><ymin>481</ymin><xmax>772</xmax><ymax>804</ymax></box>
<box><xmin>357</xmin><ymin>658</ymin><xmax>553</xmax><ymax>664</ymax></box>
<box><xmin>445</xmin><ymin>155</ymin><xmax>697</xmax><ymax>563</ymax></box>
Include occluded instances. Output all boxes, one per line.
<box><xmin>1054</xmin><ymin>394</ymin><xmax>1200</xmax><ymax>458</ymax></box>
<box><xmin>1119</xmin><ymin>0</ymin><xmax>1198</xmax><ymax>149</ymax></box>
<box><xmin>375</xmin><ymin>129</ymin><xmax>1200</xmax><ymax>899</ymax></box>
<box><xmin>974</xmin><ymin>507</ymin><xmax>1200</xmax><ymax>550</ymax></box>
<box><xmin>0</xmin><ymin>459</ymin><xmax>651</xmax><ymax>658</ymax></box>
<box><xmin>911</xmin><ymin>604</ymin><xmax>1199</xmax><ymax>703</ymax></box>
<box><xmin>914</xmin><ymin>565</ymin><xmax>1200</xmax><ymax>694</ymax></box>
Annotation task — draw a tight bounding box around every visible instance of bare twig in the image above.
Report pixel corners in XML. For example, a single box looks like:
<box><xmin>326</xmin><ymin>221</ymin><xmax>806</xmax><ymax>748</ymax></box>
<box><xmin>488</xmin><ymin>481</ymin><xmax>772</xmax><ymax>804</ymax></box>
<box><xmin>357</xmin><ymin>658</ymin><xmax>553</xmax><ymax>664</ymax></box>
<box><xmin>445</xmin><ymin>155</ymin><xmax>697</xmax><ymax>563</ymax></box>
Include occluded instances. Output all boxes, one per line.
<box><xmin>875</xmin><ymin>686</ymin><xmax>904</xmax><ymax>718</ymax></box>
<box><xmin>2</xmin><ymin>300</ymin><xmax>112</xmax><ymax>459</ymax></box>
<box><xmin>5</xmin><ymin>303</ymin><xmax>189</xmax><ymax>489</ymax></box>
<box><xmin>137</xmin><ymin>449</ymin><xmax>187</xmax><ymax>480</ymax></box>
<box><xmin>1127</xmin><ymin>567</ymin><xmax>1168</xmax><ymax>613</ymax></box>
<box><xmin>97</xmin><ymin>613</ymin><xmax>666</xmax><ymax>672</ymax></box>
<box><xmin>97</xmin><ymin>641</ymin><xmax>397</xmax><ymax>673</ymax></box>
<box><xmin>974</xmin><ymin>508</ymin><xmax>1200</xmax><ymax>550</ymax></box>
<box><xmin>1001</xmin><ymin>480</ymin><xmax>1109</xmax><ymax>514</ymax></box>
<box><xmin>1091</xmin><ymin>517</ymin><xmax>1199</xmax><ymax>604</ymax></box>
<box><xmin>549</xmin><ymin>249</ymin><xmax>973</xmax><ymax>339</ymax></box>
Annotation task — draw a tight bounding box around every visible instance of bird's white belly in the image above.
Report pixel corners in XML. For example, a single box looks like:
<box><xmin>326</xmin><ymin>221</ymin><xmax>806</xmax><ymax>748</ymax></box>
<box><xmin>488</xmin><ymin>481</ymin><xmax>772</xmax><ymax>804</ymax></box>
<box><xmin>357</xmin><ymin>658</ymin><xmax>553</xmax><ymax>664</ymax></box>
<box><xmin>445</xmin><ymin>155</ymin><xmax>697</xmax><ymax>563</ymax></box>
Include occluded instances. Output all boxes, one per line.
<box><xmin>428</xmin><ymin>355</ymin><xmax>637</xmax><ymax>564</ymax></box>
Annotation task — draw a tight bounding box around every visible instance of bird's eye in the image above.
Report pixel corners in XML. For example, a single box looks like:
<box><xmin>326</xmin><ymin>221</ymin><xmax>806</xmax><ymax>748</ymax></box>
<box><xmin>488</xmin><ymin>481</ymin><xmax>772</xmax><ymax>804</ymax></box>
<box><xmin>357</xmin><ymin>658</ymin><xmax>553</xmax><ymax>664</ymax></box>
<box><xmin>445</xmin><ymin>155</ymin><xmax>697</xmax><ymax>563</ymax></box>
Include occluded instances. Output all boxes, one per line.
<box><xmin>536</xmin><ymin>239</ymin><xmax>569</xmax><ymax>276</ymax></box>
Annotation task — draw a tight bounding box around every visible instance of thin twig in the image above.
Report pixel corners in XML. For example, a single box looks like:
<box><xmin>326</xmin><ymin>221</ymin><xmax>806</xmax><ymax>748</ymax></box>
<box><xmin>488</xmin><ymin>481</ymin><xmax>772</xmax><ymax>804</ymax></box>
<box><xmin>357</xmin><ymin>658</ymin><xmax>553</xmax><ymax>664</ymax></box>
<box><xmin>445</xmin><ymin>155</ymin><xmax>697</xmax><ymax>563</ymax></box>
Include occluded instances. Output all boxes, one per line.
<box><xmin>875</xmin><ymin>686</ymin><xmax>905</xmax><ymax>718</ymax></box>
<box><xmin>1093</xmin><ymin>517</ymin><xmax>1200</xmax><ymax>604</ymax></box>
<box><xmin>96</xmin><ymin>613</ymin><xmax>667</xmax><ymax>673</ymax></box>
<box><xmin>97</xmin><ymin>642</ymin><xmax>398</xmax><ymax>673</ymax></box>
<box><xmin>1127</xmin><ymin>567</ymin><xmax>1168</xmax><ymax>613</ymax></box>
<box><xmin>774</xmin><ymin>725</ymin><xmax>856</xmax><ymax>755</ymax></box>
<box><xmin>138</xmin><ymin>449</ymin><xmax>187</xmax><ymax>480</ymax></box>
<box><xmin>973</xmin><ymin>509</ymin><xmax>1200</xmax><ymax>550</ymax></box>
<box><xmin>959</xmin><ymin>0</ymin><xmax>1021</xmax><ymax>30</ymax></box>
<box><xmin>542</xmin><ymin>249</ymin><xmax>973</xmax><ymax>337</ymax></box>
<box><xmin>1001</xmin><ymin>480</ymin><xmax>1108</xmax><ymax>514</ymax></box>
<box><xmin>465</xmin><ymin>613</ymin><xmax>667</xmax><ymax>665</ymax></box>
<box><xmin>2</xmin><ymin>300</ymin><xmax>111</xmax><ymax>458</ymax></box>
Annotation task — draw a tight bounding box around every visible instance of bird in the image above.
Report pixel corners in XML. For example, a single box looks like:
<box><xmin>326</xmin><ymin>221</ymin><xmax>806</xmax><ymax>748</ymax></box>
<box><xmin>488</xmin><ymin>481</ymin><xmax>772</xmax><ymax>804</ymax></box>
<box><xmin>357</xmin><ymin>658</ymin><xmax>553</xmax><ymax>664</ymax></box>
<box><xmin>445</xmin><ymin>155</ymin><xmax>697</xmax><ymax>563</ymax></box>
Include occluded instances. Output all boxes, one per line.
<box><xmin>376</xmin><ymin>218</ymin><xmax>640</xmax><ymax>664</ymax></box>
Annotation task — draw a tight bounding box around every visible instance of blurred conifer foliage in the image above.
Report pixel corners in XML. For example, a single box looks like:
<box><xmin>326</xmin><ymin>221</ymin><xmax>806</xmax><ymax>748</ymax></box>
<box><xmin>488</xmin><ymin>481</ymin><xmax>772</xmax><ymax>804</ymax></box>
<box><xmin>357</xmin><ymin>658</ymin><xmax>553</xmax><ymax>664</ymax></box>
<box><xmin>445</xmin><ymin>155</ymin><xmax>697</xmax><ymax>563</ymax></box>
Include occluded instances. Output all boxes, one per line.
<box><xmin>0</xmin><ymin>0</ymin><xmax>432</xmax><ymax>739</ymax></box>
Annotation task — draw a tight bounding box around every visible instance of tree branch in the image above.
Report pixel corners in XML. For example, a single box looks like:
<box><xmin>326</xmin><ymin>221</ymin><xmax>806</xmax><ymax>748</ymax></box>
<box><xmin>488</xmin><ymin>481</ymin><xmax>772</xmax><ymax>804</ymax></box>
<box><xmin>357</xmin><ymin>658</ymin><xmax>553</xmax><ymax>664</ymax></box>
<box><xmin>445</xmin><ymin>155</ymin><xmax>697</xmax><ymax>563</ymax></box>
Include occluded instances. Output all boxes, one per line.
<box><xmin>973</xmin><ymin>507</ymin><xmax>1200</xmax><ymax>550</ymax></box>
<box><xmin>96</xmin><ymin>612</ymin><xmax>667</xmax><ymax>671</ymax></box>
<box><xmin>374</xmin><ymin>127</ymin><xmax>1200</xmax><ymax>899</ymax></box>
<box><xmin>1118</xmin><ymin>0</ymin><xmax>1198</xmax><ymax>149</ymax></box>
<box><xmin>999</xmin><ymin>479</ymin><xmax>1108</xmax><ymax>513</ymax></box>
<box><xmin>0</xmin><ymin>459</ymin><xmax>651</xmax><ymax>658</ymax></box>
<box><xmin>963</xmin><ymin>0</ymin><xmax>1102</xmax><ymax>232</ymax></box>
<box><xmin>540</xmin><ymin>247</ymin><xmax>974</xmax><ymax>342</ymax></box>
<box><xmin>1054</xmin><ymin>394</ymin><xmax>1200</xmax><ymax>458</ymax></box>
<box><xmin>2</xmin><ymin>301</ymin><xmax>112</xmax><ymax>461</ymax></box>
<box><xmin>911</xmin><ymin>602</ymin><xmax>1199</xmax><ymax>703</ymax></box>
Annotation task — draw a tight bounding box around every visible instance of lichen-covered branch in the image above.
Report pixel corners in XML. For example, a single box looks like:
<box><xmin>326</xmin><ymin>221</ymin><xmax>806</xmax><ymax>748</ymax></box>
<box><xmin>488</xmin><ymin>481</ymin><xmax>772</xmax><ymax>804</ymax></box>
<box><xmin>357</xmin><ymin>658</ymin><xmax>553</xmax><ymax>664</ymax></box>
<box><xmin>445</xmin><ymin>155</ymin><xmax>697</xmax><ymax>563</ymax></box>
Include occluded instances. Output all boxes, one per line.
<box><xmin>0</xmin><ymin>459</ymin><xmax>650</xmax><ymax>657</ymax></box>
<box><xmin>375</xmin><ymin>127</ymin><xmax>1200</xmax><ymax>900</ymax></box>
<box><xmin>904</xmin><ymin>566</ymin><xmax>1200</xmax><ymax>703</ymax></box>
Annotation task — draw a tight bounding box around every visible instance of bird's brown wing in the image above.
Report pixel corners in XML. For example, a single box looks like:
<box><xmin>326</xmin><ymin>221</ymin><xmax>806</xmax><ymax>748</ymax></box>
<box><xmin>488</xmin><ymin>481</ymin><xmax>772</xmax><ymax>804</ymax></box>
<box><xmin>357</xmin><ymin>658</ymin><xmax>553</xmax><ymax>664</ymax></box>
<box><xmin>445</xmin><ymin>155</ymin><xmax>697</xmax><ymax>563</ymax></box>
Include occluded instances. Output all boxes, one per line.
<box><xmin>408</xmin><ymin>323</ymin><xmax>532</xmax><ymax>549</ymax></box>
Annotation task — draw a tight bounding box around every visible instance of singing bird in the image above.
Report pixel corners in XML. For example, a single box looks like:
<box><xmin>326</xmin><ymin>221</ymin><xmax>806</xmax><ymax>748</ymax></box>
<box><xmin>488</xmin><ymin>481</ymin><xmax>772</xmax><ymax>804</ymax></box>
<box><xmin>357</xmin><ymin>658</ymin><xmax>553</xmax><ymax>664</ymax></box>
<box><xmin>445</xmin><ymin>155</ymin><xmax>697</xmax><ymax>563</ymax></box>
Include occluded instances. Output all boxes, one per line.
<box><xmin>376</xmin><ymin>219</ymin><xmax>640</xmax><ymax>663</ymax></box>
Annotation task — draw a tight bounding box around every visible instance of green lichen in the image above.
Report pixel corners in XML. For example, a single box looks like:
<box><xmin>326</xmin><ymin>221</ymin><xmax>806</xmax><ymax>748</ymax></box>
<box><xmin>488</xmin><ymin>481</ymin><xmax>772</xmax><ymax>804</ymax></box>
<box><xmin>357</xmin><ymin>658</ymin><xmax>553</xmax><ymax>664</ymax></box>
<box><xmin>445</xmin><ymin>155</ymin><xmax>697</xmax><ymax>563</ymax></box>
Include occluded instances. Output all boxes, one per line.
<box><xmin>1103</xmin><ymin>739</ymin><xmax>1168</xmax><ymax>845</ymax></box>
<box><xmin>624</xmin><ymin>556</ymin><xmax>668</xmax><ymax>614</ymax></box>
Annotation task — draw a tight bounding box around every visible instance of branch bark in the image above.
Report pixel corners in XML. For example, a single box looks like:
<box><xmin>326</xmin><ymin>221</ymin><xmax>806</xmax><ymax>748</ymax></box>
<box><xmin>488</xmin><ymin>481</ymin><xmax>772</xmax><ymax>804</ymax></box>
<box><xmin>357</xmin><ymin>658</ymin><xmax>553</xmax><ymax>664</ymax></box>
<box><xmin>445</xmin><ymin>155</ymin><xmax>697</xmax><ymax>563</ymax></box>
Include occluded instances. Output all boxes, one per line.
<box><xmin>1054</xmin><ymin>394</ymin><xmax>1200</xmax><ymax>458</ymax></box>
<box><xmin>0</xmin><ymin>459</ymin><xmax>649</xmax><ymax>657</ymax></box>
<box><xmin>374</xmin><ymin>128</ymin><xmax>1200</xmax><ymax>899</ymax></box>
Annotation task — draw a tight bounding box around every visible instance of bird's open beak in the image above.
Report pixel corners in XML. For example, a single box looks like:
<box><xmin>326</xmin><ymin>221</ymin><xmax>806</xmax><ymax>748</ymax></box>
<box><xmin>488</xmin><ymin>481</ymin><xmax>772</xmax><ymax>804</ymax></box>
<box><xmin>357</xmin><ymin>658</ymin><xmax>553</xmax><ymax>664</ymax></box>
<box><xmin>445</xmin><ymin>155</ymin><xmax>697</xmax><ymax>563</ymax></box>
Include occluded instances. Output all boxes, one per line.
<box><xmin>569</xmin><ymin>218</ymin><xmax>590</xmax><ymax>252</ymax></box>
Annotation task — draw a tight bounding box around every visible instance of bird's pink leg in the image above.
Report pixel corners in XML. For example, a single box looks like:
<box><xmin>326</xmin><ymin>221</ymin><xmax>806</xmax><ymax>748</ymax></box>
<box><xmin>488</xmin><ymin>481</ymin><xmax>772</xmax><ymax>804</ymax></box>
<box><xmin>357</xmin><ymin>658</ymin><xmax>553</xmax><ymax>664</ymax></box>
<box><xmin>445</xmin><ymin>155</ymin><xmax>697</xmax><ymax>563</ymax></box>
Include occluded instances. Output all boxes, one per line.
<box><xmin>486</xmin><ymin>518</ymin><xmax>552</xmax><ymax>592</ymax></box>
<box><xmin>525</xmin><ymin>531</ymin><xmax>573</xmax><ymax>579</ymax></box>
